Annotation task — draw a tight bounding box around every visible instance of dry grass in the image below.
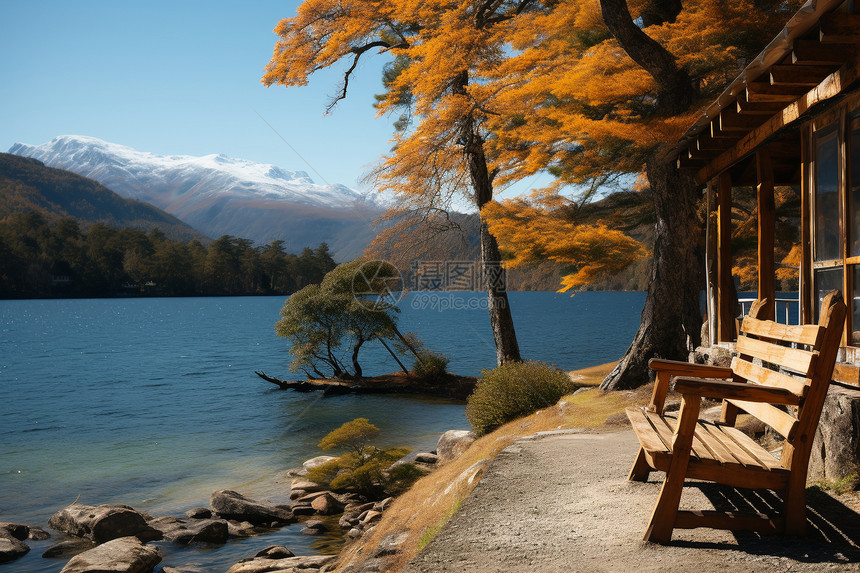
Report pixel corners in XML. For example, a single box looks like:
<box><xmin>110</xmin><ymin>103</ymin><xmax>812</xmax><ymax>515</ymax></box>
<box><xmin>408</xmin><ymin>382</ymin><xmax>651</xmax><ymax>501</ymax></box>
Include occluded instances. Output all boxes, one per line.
<box><xmin>331</xmin><ymin>360</ymin><xmax>642</xmax><ymax>572</ymax></box>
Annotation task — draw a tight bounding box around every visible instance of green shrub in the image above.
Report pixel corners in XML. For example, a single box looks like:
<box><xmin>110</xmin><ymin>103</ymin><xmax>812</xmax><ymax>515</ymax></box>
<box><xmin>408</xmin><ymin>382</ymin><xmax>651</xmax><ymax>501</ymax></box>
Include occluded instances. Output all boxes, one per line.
<box><xmin>465</xmin><ymin>361</ymin><xmax>578</xmax><ymax>436</ymax></box>
<box><xmin>304</xmin><ymin>418</ymin><xmax>423</xmax><ymax>498</ymax></box>
<box><xmin>413</xmin><ymin>350</ymin><xmax>449</xmax><ymax>381</ymax></box>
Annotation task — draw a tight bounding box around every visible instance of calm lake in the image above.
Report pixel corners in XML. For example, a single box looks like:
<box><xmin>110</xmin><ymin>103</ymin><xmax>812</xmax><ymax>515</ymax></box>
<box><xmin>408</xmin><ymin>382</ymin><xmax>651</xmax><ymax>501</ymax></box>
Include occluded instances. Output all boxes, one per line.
<box><xmin>0</xmin><ymin>291</ymin><xmax>645</xmax><ymax>571</ymax></box>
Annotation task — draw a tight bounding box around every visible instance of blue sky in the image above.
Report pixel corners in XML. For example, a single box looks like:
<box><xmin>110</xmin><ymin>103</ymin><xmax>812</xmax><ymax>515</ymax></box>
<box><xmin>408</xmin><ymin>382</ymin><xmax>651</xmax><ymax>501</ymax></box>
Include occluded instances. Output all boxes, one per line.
<box><xmin>0</xmin><ymin>0</ymin><xmax>550</xmax><ymax>197</ymax></box>
<box><xmin>0</xmin><ymin>1</ymin><xmax>398</xmax><ymax>189</ymax></box>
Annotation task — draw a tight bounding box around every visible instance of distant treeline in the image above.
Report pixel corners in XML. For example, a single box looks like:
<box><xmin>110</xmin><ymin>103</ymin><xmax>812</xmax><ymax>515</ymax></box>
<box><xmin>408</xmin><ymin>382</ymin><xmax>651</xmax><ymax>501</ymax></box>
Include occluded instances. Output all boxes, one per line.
<box><xmin>0</xmin><ymin>211</ymin><xmax>337</xmax><ymax>298</ymax></box>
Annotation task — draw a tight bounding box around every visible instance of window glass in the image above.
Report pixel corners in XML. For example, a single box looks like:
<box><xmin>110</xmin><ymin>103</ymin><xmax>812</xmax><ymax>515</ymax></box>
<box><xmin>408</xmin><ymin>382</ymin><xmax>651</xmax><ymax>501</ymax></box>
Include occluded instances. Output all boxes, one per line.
<box><xmin>854</xmin><ymin>266</ymin><xmax>860</xmax><ymax>344</ymax></box>
<box><xmin>814</xmin><ymin>128</ymin><xmax>841</xmax><ymax>261</ymax></box>
<box><xmin>851</xmin><ymin>122</ymin><xmax>860</xmax><ymax>257</ymax></box>
<box><xmin>814</xmin><ymin>267</ymin><xmax>843</xmax><ymax>323</ymax></box>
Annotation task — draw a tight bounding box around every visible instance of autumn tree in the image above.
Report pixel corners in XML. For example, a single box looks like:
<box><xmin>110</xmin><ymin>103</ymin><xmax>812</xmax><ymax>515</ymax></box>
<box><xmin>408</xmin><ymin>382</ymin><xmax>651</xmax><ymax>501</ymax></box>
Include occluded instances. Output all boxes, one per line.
<box><xmin>263</xmin><ymin>0</ymin><xmax>549</xmax><ymax>366</ymax></box>
<box><xmin>475</xmin><ymin>0</ymin><xmax>802</xmax><ymax>389</ymax></box>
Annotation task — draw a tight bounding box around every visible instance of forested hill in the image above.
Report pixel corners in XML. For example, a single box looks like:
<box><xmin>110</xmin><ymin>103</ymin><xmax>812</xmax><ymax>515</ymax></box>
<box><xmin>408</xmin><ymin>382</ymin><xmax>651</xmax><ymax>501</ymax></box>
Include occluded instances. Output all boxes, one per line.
<box><xmin>0</xmin><ymin>153</ymin><xmax>206</xmax><ymax>242</ymax></box>
<box><xmin>367</xmin><ymin>191</ymin><xmax>656</xmax><ymax>292</ymax></box>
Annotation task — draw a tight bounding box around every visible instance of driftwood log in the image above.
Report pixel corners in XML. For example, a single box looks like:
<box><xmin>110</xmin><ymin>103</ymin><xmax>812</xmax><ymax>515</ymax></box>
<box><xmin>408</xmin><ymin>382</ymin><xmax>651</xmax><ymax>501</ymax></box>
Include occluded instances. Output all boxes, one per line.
<box><xmin>254</xmin><ymin>371</ymin><xmax>477</xmax><ymax>400</ymax></box>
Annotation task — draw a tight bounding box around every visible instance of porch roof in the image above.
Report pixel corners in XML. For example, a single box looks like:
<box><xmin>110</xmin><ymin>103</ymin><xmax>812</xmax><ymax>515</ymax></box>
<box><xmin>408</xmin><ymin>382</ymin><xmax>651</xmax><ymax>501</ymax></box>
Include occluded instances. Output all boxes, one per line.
<box><xmin>671</xmin><ymin>0</ymin><xmax>858</xmax><ymax>184</ymax></box>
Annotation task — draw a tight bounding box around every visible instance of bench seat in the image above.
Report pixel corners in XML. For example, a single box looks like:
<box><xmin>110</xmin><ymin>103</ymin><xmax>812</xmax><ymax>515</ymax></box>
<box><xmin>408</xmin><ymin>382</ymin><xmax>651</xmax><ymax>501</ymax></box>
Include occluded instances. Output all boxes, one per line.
<box><xmin>627</xmin><ymin>407</ymin><xmax>789</xmax><ymax>490</ymax></box>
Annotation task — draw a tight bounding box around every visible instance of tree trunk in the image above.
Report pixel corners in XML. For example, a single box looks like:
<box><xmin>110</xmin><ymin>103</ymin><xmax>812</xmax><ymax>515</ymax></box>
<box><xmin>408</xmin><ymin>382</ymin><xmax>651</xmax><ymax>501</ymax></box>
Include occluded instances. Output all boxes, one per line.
<box><xmin>600</xmin><ymin>149</ymin><xmax>703</xmax><ymax>391</ymax></box>
<box><xmin>597</xmin><ymin>0</ymin><xmax>701</xmax><ymax>390</ymax></box>
<box><xmin>351</xmin><ymin>338</ymin><xmax>364</xmax><ymax>380</ymax></box>
<box><xmin>479</xmin><ymin>217</ymin><xmax>522</xmax><ymax>365</ymax></box>
<box><xmin>456</xmin><ymin>70</ymin><xmax>522</xmax><ymax>366</ymax></box>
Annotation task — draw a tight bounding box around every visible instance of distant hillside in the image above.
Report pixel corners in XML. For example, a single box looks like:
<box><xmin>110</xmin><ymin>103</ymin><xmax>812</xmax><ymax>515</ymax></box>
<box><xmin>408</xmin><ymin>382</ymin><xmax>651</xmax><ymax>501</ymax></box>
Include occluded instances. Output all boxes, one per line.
<box><xmin>0</xmin><ymin>153</ymin><xmax>207</xmax><ymax>242</ymax></box>
<box><xmin>9</xmin><ymin>135</ymin><xmax>385</xmax><ymax>260</ymax></box>
<box><xmin>367</xmin><ymin>191</ymin><xmax>656</xmax><ymax>292</ymax></box>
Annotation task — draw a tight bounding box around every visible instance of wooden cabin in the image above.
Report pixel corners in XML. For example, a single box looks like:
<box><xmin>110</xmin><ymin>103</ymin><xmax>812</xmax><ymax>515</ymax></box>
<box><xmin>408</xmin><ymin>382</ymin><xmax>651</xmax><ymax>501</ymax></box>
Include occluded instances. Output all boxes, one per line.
<box><xmin>674</xmin><ymin>0</ymin><xmax>860</xmax><ymax>384</ymax></box>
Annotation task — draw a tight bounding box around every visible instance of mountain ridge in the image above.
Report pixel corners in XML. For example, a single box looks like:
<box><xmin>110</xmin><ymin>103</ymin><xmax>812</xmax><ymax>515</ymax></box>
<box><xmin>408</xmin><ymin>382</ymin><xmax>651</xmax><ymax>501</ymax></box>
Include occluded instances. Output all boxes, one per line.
<box><xmin>0</xmin><ymin>153</ymin><xmax>207</xmax><ymax>242</ymax></box>
<box><xmin>9</xmin><ymin>135</ymin><xmax>385</xmax><ymax>259</ymax></box>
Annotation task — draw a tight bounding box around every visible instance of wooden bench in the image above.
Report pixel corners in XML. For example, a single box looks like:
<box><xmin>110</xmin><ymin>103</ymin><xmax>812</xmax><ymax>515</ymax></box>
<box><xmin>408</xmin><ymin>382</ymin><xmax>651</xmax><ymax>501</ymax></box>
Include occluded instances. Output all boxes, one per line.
<box><xmin>626</xmin><ymin>291</ymin><xmax>846</xmax><ymax>544</ymax></box>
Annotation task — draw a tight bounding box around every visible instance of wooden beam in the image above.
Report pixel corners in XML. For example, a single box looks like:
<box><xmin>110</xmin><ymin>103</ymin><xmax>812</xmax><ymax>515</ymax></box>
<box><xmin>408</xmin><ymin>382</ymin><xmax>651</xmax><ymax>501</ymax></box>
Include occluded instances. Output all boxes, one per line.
<box><xmin>746</xmin><ymin>82</ymin><xmax>809</xmax><ymax>103</ymax></box>
<box><xmin>719</xmin><ymin>107</ymin><xmax>771</xmax><ymax>132</ymax></box>
<box><xmin>757</xmin><ymin>148</ymin><xmax>776</xmax><ymax>321</ymax></box>
<box><xmin>792</xmin><ymin>39</ymin><xmax>854</xmax><ymax>66</ymax></box>
<box><xmin>770</xmin><ymin>65</ymin><xmax>837</xmax><ymax>87</ymax></box>
<box><xmin>820</xmin><ymin>14</ymin><xmax>860</xmax><ymax>44</ymax></box>
<box><xmin>695</xmin><ymin>50</ymin><xmax>860</xmax><ymax>185</ymax></box>
<box><xmin>737</xmin><ymin>96</ymin><xmax>785</xmax><ymax>116</ymax></box>
<box><xmin>718</xmin><ymin>171</ymin><xmax>736</xmax><ymax>342</ymax></box>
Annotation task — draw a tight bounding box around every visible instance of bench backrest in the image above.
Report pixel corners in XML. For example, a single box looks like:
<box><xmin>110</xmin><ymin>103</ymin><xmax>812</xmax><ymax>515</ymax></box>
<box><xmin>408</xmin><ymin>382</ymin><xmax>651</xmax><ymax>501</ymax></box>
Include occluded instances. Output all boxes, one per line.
<box><xmin>731</xmin><ymin>291</ymin><xmax>846</xmax><ymax>473</ymax></box>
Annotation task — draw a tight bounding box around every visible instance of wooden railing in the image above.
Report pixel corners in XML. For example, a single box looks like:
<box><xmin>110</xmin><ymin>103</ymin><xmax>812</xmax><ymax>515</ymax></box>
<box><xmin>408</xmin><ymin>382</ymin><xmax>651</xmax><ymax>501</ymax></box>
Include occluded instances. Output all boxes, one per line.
<box><xmin>738</xmin><ymin>296</ymin><xmax>800</xmax><ymax>325</ymax></box>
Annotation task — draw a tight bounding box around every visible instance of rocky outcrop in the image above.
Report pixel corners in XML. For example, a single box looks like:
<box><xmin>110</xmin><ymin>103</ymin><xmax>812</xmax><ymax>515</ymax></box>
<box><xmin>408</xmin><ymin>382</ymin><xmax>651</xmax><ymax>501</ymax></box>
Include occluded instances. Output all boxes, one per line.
<box><xmin>147</xmin><ymin>516</ymin><xmax>228</xmax><ymax>545</ymax></box>
<box><xmin>49</xmin><ymin>504</ymin><xmax>161</xmax><ymax>544</ymax></box>
<box><xmin>810</xmin><ymin>384</ymin><xmax>860</xmax><ymax>481</ymax></box>
<box><xmin>59</xmin><ymin>536</ymin><xmax>161</xmax><ymax>573</ymax></box>
<box><xmin>436</xmin><ymin>430</ymin><xmax>476</xmax><ymax>465</ymax></box>
<box><xmin>310</xmin><ymin>492</ymin><xmax>345</xmax><ymax>515</ymax></box>
<box><xmin>226</xmin><ymin>554</ymin><xmax>334</xmax><ymax>573</ymax></box>
<box><xmin>210</xmin><ymin>490</ymin><xmax>294</xmax><ymax>525</ymax></box>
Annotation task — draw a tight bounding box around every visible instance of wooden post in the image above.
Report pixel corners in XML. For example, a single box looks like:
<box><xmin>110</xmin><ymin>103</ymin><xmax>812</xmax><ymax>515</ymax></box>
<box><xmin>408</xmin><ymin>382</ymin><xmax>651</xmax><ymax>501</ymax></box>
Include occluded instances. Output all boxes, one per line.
<box><xmin>717</xmin><ymin>171</ymin><xmax>736</xmax><ymax>341</ymax></box>
<box><xmin>706</xmin><ymin>181</ymin><xmax>718</xmax><ymax>346</ymax></box>
<box><xmin>757</xmin><ymin>148</ymin><xmax>776</xmax><ymax>320</ymax></box>
<box><xmin>801</xmin><ymin>125</ymin><xmax>813</xmax><ymax>324</ymax></box>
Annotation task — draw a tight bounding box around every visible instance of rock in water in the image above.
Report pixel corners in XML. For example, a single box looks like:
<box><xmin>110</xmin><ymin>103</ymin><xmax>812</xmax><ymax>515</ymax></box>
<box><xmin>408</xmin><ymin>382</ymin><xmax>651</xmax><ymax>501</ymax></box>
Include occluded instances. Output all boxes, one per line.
<box><xmin>147</xmin><ymin>516</ymin><xmax>228</xmax><ymax>545</ymax></box>
<box><xmin>0</xmin><ymin>533</ymin><xmax>29</xmax><ymax>564</ymax></box>
<box><xmin>226</xmin><ymin>554</ymin><xmax>334</xmax><ymax>573</ymax></box>
<box><xmin>49</xmin><ymin>504</ymin><xmax>161</xmax><ymax>544</ymax></box>
<box><xmin>310</xmin><ymin>492</ymin><xmax>344</xmax><ymax>515</ymax></box>
<box><xmin>210</xmin><ymin>490</ymin><xmax>295</xmax><ymax>525</ymax></box>
<box><xmin>59</xmin><ymin>536</ymin><xmax>161</xmax><ymax>573</ymax></box>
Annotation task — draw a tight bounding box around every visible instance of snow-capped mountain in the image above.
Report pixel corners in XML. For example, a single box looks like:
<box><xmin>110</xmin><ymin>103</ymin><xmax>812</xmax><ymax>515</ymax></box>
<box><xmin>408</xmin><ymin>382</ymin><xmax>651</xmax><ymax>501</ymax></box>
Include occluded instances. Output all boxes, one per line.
<box><xmin>9</xmin><ymin>136</ymin><xmax>386</xmax><ymax>259</ymax></box>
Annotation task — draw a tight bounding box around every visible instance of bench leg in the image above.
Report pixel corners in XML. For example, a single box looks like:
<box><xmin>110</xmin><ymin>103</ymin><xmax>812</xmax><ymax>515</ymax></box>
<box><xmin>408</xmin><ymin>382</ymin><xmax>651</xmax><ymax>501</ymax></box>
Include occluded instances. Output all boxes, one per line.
<box><xmin>628</xmin><ymin>447</ymin><xmax>651</xmax><ymax>482</ymax></box>
<box><xmin>643</xmin><ymin>470</ymin><xmax>686</xmax><ymax>544</ymax></box>
<box><xmin>783</xmin><ymin>483</ymin><xmax>807</xmax><ymax>536</ymax></box>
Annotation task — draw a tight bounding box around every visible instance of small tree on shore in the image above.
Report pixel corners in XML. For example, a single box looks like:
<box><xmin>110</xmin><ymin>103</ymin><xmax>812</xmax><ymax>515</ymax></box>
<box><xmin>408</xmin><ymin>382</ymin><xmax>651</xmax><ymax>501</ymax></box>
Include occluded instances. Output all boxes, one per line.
<box><xmin>276</xmin><ymin>258</ymin><xmax>411</xmax><ymax>379</ymax></box>
<box><xmin>307</xmin><ymin>418</ymin><xmax>424</xmax><ymax>497</ymax></box>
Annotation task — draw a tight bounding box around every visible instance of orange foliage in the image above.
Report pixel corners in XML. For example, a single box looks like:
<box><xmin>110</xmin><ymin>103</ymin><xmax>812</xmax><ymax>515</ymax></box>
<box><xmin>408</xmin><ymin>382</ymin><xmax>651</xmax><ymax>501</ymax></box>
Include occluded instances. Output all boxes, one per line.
<box><xmin>483</xmin><ymin>195</ymin><xmax>647</xmax><ymax>292</ymax></box>
<box><xmin>263</xmin><ymin>1</ymin><xmax>802</xmax><ymax>290</ymax></box>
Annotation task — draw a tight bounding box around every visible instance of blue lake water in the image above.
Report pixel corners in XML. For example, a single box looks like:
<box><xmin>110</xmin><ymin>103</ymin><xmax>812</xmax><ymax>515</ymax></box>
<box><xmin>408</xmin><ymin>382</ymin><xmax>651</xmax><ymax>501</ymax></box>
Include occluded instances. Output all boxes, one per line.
<box><xmin>0</xmin><ymin>291</ymin><xmax>645</xmax><ymax>571</ymax></box>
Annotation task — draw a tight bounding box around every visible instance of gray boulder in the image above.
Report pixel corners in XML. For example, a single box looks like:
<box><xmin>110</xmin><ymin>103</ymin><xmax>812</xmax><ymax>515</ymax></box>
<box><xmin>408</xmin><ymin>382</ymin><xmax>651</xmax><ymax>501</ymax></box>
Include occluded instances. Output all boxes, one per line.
<box><xmin>311</xmin><ymin>492</ymin><xmax>344</xmax><ymax>515</ymax></box>
<box><xmin>436</xmin><ymin>430</ymin><xmax>476</xmax><ymax>465</ymax></box>
<box><xmin>59</xmin><ymin>536</ymin><xmax>161</xmax><ymax>573</ymax></box>
<box><xmin>0</xmin><ymin>532</ymin><xmax>29</xmax><ymax>564</ymax></box>
<box><xmin>302</xmin><ymin>455</ymin><xmax>337</xmax><ymax>471</ymax></box>
<box><xmin>210</xmin><ymin>490</ymin><xmax>294</xmax><ymax>525</ymax></box>
<box><xmin>147</xmin><ymin>516</ymin><xmax>228</xmax><ymax>545</ymax></box>
<box><xmin>49</xmin><ymin>504</ymin><xmax>162</xmax><ymax>544</ymax></box>
<box><xmin>810</xmin><ymin>384</ymin><xmax>860</xmax><ymax>481</ymax></box>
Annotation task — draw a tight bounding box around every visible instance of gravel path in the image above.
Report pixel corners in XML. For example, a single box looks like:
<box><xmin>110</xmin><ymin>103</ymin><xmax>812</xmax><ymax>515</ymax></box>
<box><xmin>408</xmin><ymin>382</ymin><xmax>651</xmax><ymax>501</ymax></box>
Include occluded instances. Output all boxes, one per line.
<box><xmin>405</xmin><ymin>429</ymin><xmax>860</xmax><ymax>573</ymax></box>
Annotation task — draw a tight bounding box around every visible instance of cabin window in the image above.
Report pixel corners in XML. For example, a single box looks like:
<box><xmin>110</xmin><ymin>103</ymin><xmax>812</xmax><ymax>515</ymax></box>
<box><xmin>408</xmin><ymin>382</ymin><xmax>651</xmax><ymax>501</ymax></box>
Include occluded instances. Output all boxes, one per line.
<box><xmin>814</xmin><ymin>127</ymin><xmax>841</xmax><ymax>262</ymax></box>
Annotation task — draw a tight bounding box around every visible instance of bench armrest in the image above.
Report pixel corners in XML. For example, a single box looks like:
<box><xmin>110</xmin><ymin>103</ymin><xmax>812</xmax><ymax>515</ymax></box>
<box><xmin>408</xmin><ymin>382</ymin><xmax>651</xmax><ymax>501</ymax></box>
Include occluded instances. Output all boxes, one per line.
<box><xmin>648</xmin><ymin>358</ymin><xmax>733</xmax><ymax>378</ymax></box>
<box><xmin>673</xmin><ymin>377</ymin><xmax>800</xmax><ymax>405</ymax></box>
<box><xmin>647</xmin><ymin>359</ymin><xmax>733</xmax><ymax>413</ymax></box>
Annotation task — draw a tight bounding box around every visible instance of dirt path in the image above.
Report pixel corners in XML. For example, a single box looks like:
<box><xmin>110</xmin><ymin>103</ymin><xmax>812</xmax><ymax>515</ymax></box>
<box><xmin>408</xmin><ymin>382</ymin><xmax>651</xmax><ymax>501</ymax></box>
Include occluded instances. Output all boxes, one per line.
<box><xmin>404</xmin><ymin>429</ymin><xmax>860</xmax><ymax>573</ymax></box>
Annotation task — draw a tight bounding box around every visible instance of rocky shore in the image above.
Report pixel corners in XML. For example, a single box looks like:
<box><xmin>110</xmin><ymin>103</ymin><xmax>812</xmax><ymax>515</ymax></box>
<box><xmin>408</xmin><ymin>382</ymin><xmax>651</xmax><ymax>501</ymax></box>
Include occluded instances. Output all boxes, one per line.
<box><xmin>1</xmin><ymin>429</ymin><xmax>477</xmax><ymax>572</ymax></box>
